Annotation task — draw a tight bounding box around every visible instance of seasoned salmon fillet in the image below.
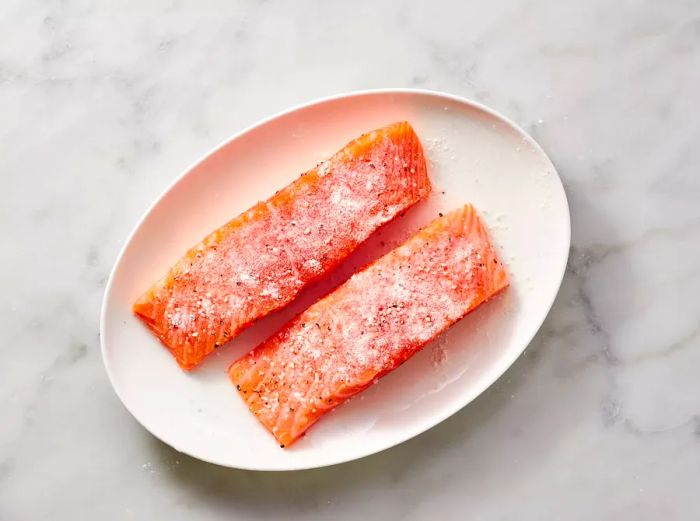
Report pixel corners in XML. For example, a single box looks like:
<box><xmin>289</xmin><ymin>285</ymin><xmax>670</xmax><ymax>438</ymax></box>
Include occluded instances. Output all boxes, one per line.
<box><xmin>229</xmin><ymin>205</ymin><xmax>509</xmax><ymax>447</ymax></box>
<box><xmin>133</xmin><ymin>122</ymin><xmax>430</xmax><ymax>369</ymax></box>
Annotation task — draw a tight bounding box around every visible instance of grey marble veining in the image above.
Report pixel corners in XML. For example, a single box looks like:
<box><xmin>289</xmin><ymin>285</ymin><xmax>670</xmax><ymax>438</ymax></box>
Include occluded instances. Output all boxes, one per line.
<box><xmin>2</xmin><ymin>0</ymin><xmax>699</xmax><ymax>519</ymax></box>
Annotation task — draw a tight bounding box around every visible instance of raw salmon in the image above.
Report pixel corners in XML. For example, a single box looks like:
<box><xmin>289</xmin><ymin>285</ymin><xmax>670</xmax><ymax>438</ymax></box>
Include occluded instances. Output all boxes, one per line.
<box><xmin>229</xmin><ymin>205</ymin><xmax>509</xmax><ymax>447</ymax></box>
<box><xmin>133</xmin><ymin>122</ymin><xmax>430</xmax><ymax>370</ymax></box>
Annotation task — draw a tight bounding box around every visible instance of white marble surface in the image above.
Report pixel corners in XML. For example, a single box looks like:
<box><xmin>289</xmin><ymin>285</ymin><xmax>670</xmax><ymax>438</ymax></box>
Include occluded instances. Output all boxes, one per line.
<box><xmin>2</xmin><ymin>0</ymin><xmax>699</xmax><ymax>519</ymax></box>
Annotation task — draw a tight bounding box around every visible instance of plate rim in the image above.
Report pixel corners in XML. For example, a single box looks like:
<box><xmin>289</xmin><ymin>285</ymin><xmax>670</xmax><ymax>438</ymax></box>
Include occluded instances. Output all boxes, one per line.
<box><xmin>100</xmin><ymin>88</ymin><xmax>571</xmax><ymax>471</ymax></box>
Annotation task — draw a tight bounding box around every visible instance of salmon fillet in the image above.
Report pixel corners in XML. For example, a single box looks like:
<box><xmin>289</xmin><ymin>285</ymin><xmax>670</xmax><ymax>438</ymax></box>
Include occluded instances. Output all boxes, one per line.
<box><xmin>133</xmin><ymin>122</ymin><xmax>430</xmax><ymax>370</ymax></box>
<box><xmin>229</xmin><ymin>205</ymin><xmax>509</xmax><ymax>447</ymax></box>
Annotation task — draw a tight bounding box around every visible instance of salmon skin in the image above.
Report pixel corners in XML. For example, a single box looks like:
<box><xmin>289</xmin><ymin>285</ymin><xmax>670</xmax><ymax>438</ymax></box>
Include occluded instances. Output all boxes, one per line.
<box><xmin>133</xmin><ymin>122</ymin><xmax>430</xmax><ymax>370</ymax></box>
<box><xmin>229</xmin><ymin>205</ymin><xmax>509</xmax><ymax>447</ymax></box>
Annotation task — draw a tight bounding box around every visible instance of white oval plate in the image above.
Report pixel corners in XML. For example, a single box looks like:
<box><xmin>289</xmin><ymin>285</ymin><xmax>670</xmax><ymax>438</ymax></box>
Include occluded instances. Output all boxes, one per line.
<box><xmin>101</xmin><ymin>89</ymin><xmax>570</xmax><ymax>471</ymax></box>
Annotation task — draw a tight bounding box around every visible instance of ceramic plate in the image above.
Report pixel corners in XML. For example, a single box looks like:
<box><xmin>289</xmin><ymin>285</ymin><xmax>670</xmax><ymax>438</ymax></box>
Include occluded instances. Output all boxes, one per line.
<box><xmin>100</xmin><ymin>89</ymin><xmax>570</xmax><ymax>470</ymax></box>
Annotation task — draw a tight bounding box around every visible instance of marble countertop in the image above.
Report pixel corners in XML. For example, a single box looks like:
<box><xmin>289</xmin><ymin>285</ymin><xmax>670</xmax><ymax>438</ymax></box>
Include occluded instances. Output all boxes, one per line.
<box><xmin>3</xmin><ymin>1</ymin><xmax>699</xmax><ymax>519</ymax></box>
